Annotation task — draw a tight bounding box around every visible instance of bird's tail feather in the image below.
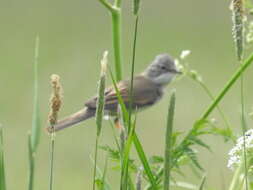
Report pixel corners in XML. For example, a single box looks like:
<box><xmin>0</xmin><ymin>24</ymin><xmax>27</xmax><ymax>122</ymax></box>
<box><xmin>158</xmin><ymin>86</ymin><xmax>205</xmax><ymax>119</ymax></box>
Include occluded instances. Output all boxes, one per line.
<box><xmin>47</xmin><ymin>108</ymin><xmax>95</xmax><ymax>133</ymax></box>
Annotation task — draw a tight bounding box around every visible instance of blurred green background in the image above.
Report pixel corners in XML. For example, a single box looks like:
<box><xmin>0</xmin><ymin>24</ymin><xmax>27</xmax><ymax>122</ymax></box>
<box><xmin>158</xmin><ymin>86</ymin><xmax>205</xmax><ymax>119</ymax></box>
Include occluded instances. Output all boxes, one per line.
<box><xmin>1</xmin><ymin>0</ymin><xmax>253</xmax><ymax>189</ymax></box>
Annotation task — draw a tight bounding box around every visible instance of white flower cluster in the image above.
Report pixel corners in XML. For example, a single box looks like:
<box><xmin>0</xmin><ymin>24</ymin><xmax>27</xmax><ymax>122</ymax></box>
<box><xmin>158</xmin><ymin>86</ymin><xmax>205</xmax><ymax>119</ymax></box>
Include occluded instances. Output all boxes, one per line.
<box><xmin>227</xmin><ymin>129</ymin><xmax>253</xmax><ymax>170</ymax></box>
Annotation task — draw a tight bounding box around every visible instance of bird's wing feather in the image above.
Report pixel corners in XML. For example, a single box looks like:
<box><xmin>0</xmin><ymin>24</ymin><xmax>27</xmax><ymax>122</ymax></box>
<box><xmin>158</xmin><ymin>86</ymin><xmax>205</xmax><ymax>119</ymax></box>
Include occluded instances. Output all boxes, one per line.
<box><xmin>85</xmin><ymin>76</ymin><xmax>160</xmax><ymax>112</ymax></box>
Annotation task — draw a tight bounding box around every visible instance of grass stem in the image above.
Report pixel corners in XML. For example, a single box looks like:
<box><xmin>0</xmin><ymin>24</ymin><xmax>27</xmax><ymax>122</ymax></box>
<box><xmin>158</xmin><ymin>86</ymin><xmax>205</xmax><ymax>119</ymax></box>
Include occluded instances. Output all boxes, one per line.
<box><xmin>200</xmin><ymin>52</ymin><xmax>253</xmax><ymax>121</ymax></box>
<box><xmin>111</xmin><ymin>11</ymin><xmax>122</xmax><ymax>81</ymax></box>
<box><xmin>164</xmin><ymin>92</ymin><xmax>176</xmax><ymax>190</ymax></box>
<box><xmin>0</xmin><ymin>126</ymin><xmax>6</xmax><ymax>190</ymax></box>
<box><xmin>49</xmin><ymin>135</ymin><xmax>55</xmax><ymax>190</ymax></box>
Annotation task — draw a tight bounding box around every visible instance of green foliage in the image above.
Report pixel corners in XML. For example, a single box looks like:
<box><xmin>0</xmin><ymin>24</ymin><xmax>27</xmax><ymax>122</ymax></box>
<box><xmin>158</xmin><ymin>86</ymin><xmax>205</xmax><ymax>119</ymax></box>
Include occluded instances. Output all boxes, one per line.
<box><xmin>31</xmin><ymin>36</ymin><xmax>41</xmax><ymax>152</ymax></box>
<box><xmin>98</xmin><ymin>0</ymin><xmax>123</xmax><ymax>81</ymax></box>
<box><xmin>164</xmin><ymin>92</ymin><xmax>175</xmax><ymax>190</ymax></box>
<box><xmin>198</xmin><ymin>175</ymin><xmax>206</xmax><ymax>190</ymax></box>
<box><xmin>28</xmin><ymin>36</ymin><xmax>41</xmax><ymax>190</ymax></box>
<box><xmin>0</xmin><ymin>126</ymin><xmax>6</xmax><ymax>190</ymax></box>
<box><xmin>95</xmin><ymin>51</ymin><xmax>107</xmax><ymax>137</ymax></box>
<box><xmin>133</xmin><ymin>0</ymin><xmax>141</xmax><ymax>15</ymax></box>
<box><xmin>93</xmin><ymin>51</ymin><xmax>108</xmax><ymax>190</ymax></box>
<box><xmin>28</xmin><ymin>133</ymin><xmax>35</xmax><ymax>190</ymax></box>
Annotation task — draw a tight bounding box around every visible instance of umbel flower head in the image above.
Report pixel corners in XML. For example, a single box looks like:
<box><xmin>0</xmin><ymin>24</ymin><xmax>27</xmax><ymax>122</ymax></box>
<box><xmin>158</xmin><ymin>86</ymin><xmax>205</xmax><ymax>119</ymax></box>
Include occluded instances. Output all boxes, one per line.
<box><xmin>227</xmin><ymin>129</ymin><xmax>253</xmax><ymax>170</ymax></box>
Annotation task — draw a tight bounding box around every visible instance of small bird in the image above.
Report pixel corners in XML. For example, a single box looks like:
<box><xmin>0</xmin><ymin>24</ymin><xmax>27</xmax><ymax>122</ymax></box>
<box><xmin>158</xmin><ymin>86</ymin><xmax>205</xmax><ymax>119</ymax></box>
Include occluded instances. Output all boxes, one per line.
<box><xmin>47</xmin><ymin>54</ymin><xmax>181</xmax><ymax>133</ymax></box>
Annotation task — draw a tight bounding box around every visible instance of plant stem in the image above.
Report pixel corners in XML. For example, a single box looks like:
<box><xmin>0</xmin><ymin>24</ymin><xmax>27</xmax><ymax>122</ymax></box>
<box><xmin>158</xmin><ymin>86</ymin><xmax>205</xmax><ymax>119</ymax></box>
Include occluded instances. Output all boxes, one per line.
<box><xmin>229</xmin><ymin>161</ymin><xmax>244</xmax><ymax>190</ymax></box>
<box><xmin>240</xmin><ymin>66</ymin><xmax>248</xmax><ymax>190</ymax></box>
<box><xmin>93</xmin><ymin>137</ymin><xmax>99</xmax><ymax>190</ymax></box>
<box><xmin>111</xmin><ymin>10</ymin><xmax>122</xmax><ymax>81</ymax></box>
<box><xmin>114</xmin><ymin>0</ymin><xmax>122</xmax><ymax>7</ymax></box>
<box><xmin>197</xmin><ymin>80</ymin><xmax>232</xmax><ymax>130</ymax></box>
<box><xmin>164</xmin><ymin>93</ymin><xmax>176</xmax><ymax>190</ymax></box>
<box><xmin>28</xmin><ymin>134</ymin><xmax>35</xmax><ymax>190</ymax></box>
<box><xmin>200</xmin><ymin>52</ymin><xmax>253</xmax><ymax>121</ymax></box>
<box><xmin>49</xmin><ymin>135</ymin><xmax>55</xmax><ymax>190</ymax></box>
<box><xmin>128</xmin><ymin>15</ymin><xmax>139</xmax><ymax>131</ymax></box>
<box><xmin>133</xmin><ymin>134</ymin><xmax>157</xmax><ymax>189</ymax></box>
<box><xmin>0</xmin><ymin>126</ymin><xmax>6</xmax><ymax>190</ymax></box>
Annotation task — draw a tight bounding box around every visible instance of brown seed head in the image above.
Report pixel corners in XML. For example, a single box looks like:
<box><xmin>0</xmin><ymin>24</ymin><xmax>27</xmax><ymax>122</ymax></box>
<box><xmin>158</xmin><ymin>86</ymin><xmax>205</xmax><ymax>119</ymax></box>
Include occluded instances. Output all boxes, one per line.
<box><xmin>48</xmin><ymin>74</ymin><xmax>63</xmax><ymax>128</ymax></box>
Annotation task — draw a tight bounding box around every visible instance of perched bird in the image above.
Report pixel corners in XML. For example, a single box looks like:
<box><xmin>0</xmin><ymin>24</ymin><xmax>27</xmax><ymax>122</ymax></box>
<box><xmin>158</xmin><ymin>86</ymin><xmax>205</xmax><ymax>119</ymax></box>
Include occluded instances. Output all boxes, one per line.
<box><xmin>47</xmin><ymin>54</ymin><xmax>181</xmax><ymax>133</ymax></box>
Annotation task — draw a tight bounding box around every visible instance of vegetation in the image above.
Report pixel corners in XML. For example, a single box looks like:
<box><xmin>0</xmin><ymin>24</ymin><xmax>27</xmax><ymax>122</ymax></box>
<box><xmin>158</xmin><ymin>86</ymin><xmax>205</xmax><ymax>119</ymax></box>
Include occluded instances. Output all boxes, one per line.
<box><xmin>1</xmin><ymin>0</ymin><xmax>253</xmax><ymax>190</ymax></box>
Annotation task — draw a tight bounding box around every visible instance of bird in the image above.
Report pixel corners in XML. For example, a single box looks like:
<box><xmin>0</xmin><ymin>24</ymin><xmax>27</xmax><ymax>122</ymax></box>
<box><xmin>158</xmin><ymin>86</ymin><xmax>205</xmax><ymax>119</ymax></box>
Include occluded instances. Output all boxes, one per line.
<box><xmin>47</xmin><ymin>53</ymin><xmax>181</xmax><ymax>133</ymax></box>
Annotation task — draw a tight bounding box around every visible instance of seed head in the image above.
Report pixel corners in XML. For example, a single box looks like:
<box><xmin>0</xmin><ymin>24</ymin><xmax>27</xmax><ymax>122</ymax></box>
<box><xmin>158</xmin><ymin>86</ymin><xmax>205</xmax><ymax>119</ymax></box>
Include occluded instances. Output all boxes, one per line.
<box><xmin>48</xmin><ymin>74</ymin><xmax>63</xmax><ymax>128</ymax></box>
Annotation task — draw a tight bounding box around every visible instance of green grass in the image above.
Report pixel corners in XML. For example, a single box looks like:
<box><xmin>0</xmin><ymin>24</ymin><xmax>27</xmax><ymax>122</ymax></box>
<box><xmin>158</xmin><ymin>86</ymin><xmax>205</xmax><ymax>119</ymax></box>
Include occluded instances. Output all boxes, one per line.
<box><xmin>2</xmin><ymin>0</ymin><xmax>253</xmax><ymax>190</ymax></box>
<box><xmin>0</xmin><ymin>126</ymin><xmax>6</xmax><ymax>190</ymax></box>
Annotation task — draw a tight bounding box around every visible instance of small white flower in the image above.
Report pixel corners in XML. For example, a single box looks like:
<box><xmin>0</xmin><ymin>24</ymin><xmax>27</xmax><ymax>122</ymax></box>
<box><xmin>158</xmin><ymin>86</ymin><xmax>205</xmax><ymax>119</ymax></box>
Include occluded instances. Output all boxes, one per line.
<box><xmin>180</xmin><ymin>50</ymin><xmax>191</xmax><ymax>60</ymax></box>
<box><xmin>174</xmin><ymin>59</ymin><xmax>184</xmax><ymax>72</ymax></box>
<box><xmin>227</xmin><ymin>129</ymin><xmax>253</xmax><ymax>170</ymax></box>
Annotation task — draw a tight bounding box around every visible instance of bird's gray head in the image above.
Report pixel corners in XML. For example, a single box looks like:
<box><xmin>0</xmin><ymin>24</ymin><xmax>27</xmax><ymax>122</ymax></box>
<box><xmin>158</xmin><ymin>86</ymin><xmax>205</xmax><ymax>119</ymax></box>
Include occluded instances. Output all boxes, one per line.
<box><xmin>143</xmin><ymin>54</ymin><xmax>180</xmax><ymax>85</ymax></box>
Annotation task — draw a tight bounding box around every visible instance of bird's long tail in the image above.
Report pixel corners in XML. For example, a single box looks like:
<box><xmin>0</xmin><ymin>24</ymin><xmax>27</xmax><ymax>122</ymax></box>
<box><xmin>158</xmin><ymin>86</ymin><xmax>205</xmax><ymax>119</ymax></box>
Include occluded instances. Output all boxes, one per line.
<box><xmin>47</xmin><ymin>108</ymin><xmax>95</xmax><ymax>133</ymax></box>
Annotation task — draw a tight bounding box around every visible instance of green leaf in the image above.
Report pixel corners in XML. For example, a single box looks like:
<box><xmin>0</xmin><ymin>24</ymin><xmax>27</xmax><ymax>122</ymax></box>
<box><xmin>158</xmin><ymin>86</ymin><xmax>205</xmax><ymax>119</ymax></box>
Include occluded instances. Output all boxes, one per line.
<box><xmin>99</xmin><ymin>145</ymin><xmax>121</xmax><ymax>161</ymax></box>
<box><xmin>164</xmin><ymin>92</ymin><xmax>176</xmax><ymax>190</ymax></box>
<box><xmin>198</xmin><ymin>175</ymin><xmax>206</xmax><ymax>190</ymax></box>
<box><xmin>133</xmin><ymin>134</ymin><xmax>158</xmax><ymax>189</ymax></box>
<box><xmin>185</xmin><ymin>148</ymin><xmax>204</xmax><ymax>171</ymax></box>
<box><xmin>121</xmin><ymin>114</ymin><xmax>137</xmax><ymax>190</ymax></box>
<box><xmin>28</xmin><ymin>133</ymin><xmax>35</xmax><ymax>190</ymax></box>
<box><xmin>0</xmin><ymin>126</ymin><xmax>6</xmax><ymax>190</ymax></box>
<box><xmin>150</xmin><ymin>156</ymin><xmax>164</xmax><ymax>164</ymax></box>
<box><xmin>188</xmin><ymin>136</ymin><xmax>211</xmax><ymax>151</ymax></box>
<box><xmin>133</xmin><ymin>0</ymin><xmax>141</xmax><ymax>15</ymax></box>
<box><xmin>31</xmin><ymin>36</ymin><xmax>41</xmax><ymax>152</ymax></box>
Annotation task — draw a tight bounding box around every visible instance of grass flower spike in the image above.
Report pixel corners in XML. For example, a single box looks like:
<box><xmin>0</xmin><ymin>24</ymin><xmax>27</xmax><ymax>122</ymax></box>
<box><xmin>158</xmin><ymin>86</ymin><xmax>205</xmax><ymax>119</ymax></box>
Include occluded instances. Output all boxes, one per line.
<box><xmin>48</xmin><ymin>74</ymin><xmax>63</xmax><ymax>128</ymax></box>
<box><xmin>231</xmin><ymin>0</ymin><xmax>245</xmax><ymax>61</ymax></box>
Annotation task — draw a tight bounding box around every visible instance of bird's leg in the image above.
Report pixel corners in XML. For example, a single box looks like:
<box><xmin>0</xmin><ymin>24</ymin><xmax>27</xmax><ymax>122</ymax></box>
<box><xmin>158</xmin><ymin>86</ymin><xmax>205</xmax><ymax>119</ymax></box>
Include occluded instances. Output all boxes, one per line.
<box><xmin>114</xmin><ymin>117</ymin><xmax>123</xmax><ymax>129</ymax></box>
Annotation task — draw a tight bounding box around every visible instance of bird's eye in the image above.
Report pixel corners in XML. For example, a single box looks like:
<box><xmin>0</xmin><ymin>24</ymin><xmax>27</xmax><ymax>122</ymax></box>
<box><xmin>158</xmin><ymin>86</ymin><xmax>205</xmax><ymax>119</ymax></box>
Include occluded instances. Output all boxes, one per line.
<box><xmin>161</xmin><ymin>66</ymin><xmax>167</xmax><ymax>70</ymax></box>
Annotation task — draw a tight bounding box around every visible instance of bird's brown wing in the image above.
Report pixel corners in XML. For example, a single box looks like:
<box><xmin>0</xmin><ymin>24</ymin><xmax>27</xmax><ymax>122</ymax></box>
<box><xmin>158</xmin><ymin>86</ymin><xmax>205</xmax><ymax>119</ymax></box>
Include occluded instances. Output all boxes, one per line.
<box><xmin>85</xmin><ymin>76</ymin><xmax>161</xmax><ymax>112</ymax></box>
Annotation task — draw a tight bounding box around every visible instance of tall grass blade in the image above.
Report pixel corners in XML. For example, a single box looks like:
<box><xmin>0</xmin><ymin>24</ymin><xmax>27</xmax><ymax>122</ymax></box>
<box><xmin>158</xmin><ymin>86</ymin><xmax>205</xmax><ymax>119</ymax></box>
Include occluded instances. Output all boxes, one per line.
<box><xmin>28</xmin><ymin>36</ymin><xmax>41</xmax><ymax>190</ymax></box>
<box><xmin>111</xmin><ymin>11</ymin><xmax>122</xmax><ymax>81</ymax></box>
<box><xmin>200</xmin><ymin>51</ymin><xmax>253</xmax><ymax>121</ymax></box>
<box><xmin>0</xmin><ymin>126</ymin><xmax>6</xmax><ymax>190</ymax></box>
<box><xmin>198</xmin><ymin>175</ymin><xmax>206</xmax><ymax>190</ymax></box>
<box><xmin>133</xmin><ymin>0</ymin><xmax>141</xmax><ymax>15</ymax></box>
<box><xmin>164</xmin><ymin>92</ymin><xmax>176</xmax><ymax>190</ymax></box>
<box><xmin>28</xmin><ymin>133</ymin><xmax>34</xmax><ymax>190</ymax></box>
<box><xmin>108</xmin><ymin>69</ymin><xmax>157</xmax><ymax>189</ymax></box>
<box><xmin>31</xmin><ymin>36</ymin><xmax>41</xmax><ymax>152</ymax></box>
<box><xmin>121</xmin><ymin>114</ymin><xmax>137</xmax><ymax>190</ymax></box>
<box><xmin>93</xmin><ymin>51</ymin><xmax>108</xmax><ymax>190</ymax></box>
<box><xmin>133</xmin><ymin>134</ymin><xmax>157</xmax><ymax>189</ymax></box>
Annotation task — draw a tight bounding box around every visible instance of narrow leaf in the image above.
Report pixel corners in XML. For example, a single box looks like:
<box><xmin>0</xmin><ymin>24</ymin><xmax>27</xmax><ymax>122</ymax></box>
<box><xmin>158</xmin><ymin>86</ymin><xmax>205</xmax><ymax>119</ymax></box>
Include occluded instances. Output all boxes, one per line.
<box><xmin>0</xmin><ymin>126</ymin><xmax>6</xmax><ymax>190</ymax></box>
<box><xmin>164</xmin><ymin>92</ymin><xmax>176</xmax><ymax>190</ymax></box>
<box><xmin>96</xmin><ymin>51</ymin><xmax>108</xmax><ymax>136</ymax></box>
<box><xmin>133</xmin><ymin>0</ymin><xmax>141</xmax><ymax>15</ymax></box>
<box><xmin>28</xmin><ymin>133</ymin><xmax>35</xmax><ymax>190</ymax></box>
<box><xmin>133</xmin><ymin>134</ymin><xmax>158</xmax><ymax>189</ymax></box>
<box><xmin>198</xmin><ymin>175</ymin><xmax>206</xmax><ymax>190</ymax></box>
<box><xmin>31</xmin><ymin>36</ymin><xmax>41</xmax><ymax>152</ymax></box>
